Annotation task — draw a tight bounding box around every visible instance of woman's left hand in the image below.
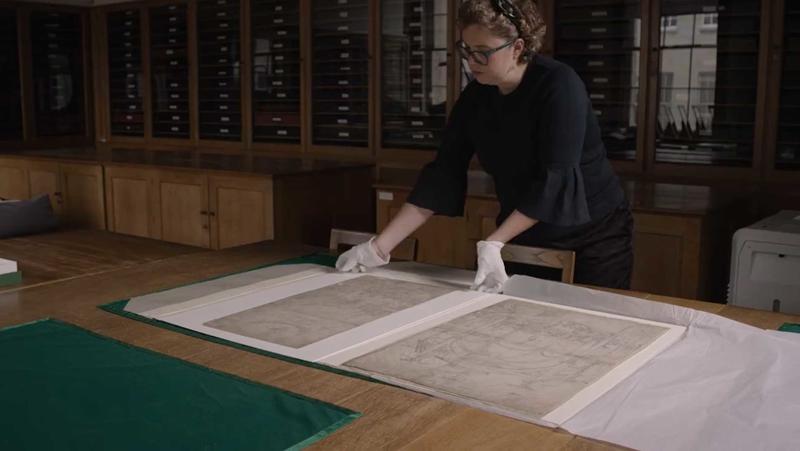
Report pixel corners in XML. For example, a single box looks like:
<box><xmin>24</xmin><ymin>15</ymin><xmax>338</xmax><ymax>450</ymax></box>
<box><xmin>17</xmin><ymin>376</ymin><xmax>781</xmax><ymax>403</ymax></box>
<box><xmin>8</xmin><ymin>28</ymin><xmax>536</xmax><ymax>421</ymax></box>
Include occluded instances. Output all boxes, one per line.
<box><xmin>471</xmin><ymin>240</ymin><xmax>509</xmax><ymax>293</ymax></box>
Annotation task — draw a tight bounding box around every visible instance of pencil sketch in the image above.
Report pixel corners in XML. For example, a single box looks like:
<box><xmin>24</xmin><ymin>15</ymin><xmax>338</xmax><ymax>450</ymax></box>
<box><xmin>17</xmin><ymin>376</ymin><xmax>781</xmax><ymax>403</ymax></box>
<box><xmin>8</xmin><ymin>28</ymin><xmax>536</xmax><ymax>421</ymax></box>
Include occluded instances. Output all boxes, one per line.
<box><xmin>204</xmin><ymin>275</ymin><xmax>452</xmax><ymax>348</ymax></box>
<box><xmin>345</xmin><ymin>299</ymin><xmax>669</xmax><ymax>418</ymax></box>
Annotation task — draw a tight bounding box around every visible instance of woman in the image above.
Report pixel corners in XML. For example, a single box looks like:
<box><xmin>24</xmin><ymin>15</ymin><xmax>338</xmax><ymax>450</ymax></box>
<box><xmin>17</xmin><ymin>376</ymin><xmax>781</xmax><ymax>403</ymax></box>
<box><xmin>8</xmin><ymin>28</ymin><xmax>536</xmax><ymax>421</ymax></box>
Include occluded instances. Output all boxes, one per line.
<box><xmin>336</xmin><ymin>0</ymin><xmax>633</xmax><ymax>293</ymax></box>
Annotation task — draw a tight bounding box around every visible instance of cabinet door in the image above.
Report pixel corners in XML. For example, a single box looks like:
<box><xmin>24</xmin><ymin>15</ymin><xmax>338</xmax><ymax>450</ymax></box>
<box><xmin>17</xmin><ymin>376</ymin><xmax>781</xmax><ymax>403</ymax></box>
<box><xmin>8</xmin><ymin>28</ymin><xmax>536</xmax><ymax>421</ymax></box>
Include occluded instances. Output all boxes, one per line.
<box><xmin>776</xmin><ymin>2</ymin><xmax>800</xmax><ymax>170</ymax></box>
<box><xmin>59</xmin><ymin>163</ymin><xmax>106</xmax><ymax>229</ymax></box>
<box><xmin>653</xmin><ymin>0</ymin><xmax>761</xmax><ymax>166</ymax></box>
<box><xmin>157</xmin><ymin>170</ymin><xmax>210</xmax><ymax>247</ymax></box>
<box><xmin>208</xmin><ymin>175</ymin><xmax>274</xmax><ymax>249</ymax></box>
<box><xmin>0</xmin><ymin>158</ymin><xmax>30</xmax><ymax>201</ymax></box>
<box><xmin>107</xmin><ymin>9</ymin><xmax>145</xmax><ymax>137</ymax></box>
<box><xmin>197</xmin><ymin>0</ymin><xmax>242</xmax><ymax>141</ymax></box>
<box><xmin>27</xmin><ymin>160</ymin><xmax>63</xmax><ymax>214</ymax></box>
<box><xmin>311</xmin><ymin>0</ymin><xmax>371</xmax><ymax>148</ymax></box>
<box><xmin>105</xmin><ymin>165</ymin><xmax>159</xmax><ymax>238</ymax></box>
<box><xmin>380</xmin><ymin>0</ymin><xmax>449</xmax><ymax>151</ymax></box>
<box><xmin>0</xmin><ymin>8</ymin><xmax>22</xmax><ymax>140</ymax></box>
<box><xmin>376</xmin><ymin>188</ymin><xmax>470</xmax><ymax>268</ymax></box>
<box><xmin>150</xmin><ymin>3</ymin><xmax>190</xmax><ymax>139</ymax></box>
<box><xmin>251</xmin><ymin>0</ymin><xmax>302</xmax><ymax>144</ymax></box>
<box><xmin>554</xmin><ymin>0</ymin><xmax>642</xmax><ymax>161</ymax></box>
<box><xmin>30</xmin><ymin>10</ymin><xmax>85</xmax><ymax>136</ymax></box>
<box><xmin>631</xmin><ymin>212</ymin><xmax>702</xmax><ymax>299</ymax></box>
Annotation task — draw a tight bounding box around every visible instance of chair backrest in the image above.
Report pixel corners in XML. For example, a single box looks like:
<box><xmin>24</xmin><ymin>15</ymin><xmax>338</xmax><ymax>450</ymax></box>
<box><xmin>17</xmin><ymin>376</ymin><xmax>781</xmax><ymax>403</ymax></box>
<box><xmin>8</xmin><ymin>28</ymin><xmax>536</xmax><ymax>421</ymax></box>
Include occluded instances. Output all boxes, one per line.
<box><xmin>500</xmin><ymin>243</ymin><xmax>576</xmax><ymax>284</ymax></box>
<box><xmin>329</xmin><ymin>229</ymin><xmax>417</xmax><ymax>261</ymax></box>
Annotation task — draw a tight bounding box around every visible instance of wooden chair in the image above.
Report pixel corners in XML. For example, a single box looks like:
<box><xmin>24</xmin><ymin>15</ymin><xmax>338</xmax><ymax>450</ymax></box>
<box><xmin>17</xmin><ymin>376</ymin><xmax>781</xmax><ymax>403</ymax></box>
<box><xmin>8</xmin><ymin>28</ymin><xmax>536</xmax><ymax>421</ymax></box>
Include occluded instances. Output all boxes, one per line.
<box><xmin>329</xmin><ymin>229</ymin><xmax>418</xmax><ymax>261</ymax></box>
<box><xmin>500</xmin><ymin>243</ymin><xmax>576</xmax><ymax>284</ymax></box>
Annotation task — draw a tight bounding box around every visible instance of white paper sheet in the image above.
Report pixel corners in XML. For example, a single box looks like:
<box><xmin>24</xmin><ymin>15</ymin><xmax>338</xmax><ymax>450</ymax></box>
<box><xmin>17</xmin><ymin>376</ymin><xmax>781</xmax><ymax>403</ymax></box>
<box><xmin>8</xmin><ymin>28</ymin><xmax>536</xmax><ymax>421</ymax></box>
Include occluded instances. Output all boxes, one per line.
<box><xmin>504</xmin><ymin>275</ymin><xmax>800</xmax><ymax>451</ymax></box>
<box><xmin>130</xmin><ymin>264</ymin><xmax>683</xmax><ymax>426</ymax></box>
<box><xmin>153</xmin><ymin>270</ymin><xmax>485</xmax><ymax>361</ymax></box>
<box><xmin>337</xmin><ymin>296</ymin><xmax>684</xmax><ymax>426</ymax></box>
<box><xmin>0</xmin><ymin>258</ymin><xmax>17</xmax><ymax>275</ymax></box>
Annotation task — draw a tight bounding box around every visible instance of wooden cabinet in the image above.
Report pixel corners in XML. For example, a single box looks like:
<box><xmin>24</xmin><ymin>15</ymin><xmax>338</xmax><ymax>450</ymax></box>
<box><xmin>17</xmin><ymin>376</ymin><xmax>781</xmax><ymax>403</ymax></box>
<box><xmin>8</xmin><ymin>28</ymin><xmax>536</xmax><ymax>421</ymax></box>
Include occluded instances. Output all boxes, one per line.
<box><xmin>105</xmin><ymin>165</ymin><xmax>275</xmax><ymax>249</ymax></box>
<box><xmin>0</xmin><ymin>157</ymin><xmax>104</xmax><ymax>229</ymax></box>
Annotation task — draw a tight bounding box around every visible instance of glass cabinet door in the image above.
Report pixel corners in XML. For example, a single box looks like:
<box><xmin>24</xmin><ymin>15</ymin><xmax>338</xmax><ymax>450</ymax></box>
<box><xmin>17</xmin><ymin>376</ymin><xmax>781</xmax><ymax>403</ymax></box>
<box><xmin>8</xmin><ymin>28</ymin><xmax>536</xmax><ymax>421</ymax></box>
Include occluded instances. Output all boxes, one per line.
<box><xmin>31</xmin><ymin>11</ymin><xmax>85</xmax><ymax>136</ymax></box>
<box><xmin>0</xmin><ymin>8</ymin><xmax>22</xmax><ymax>140</ymax></box>
<box><xmin>197</xmin><ymin>0</ymin><xmax>242</xmax><ymax>141</ymax></box>
<box><xmin>776</xmin><ymin>2</ymin><xmax>800</xmax><ymax>170</ymax></box>
<box><xmin>251</xmin><ymin>0</ymin><xmax>301</xmax><ymax>143</ymax></box>
<box><xmin>150</xmin><ymin>3</ymin><xmax>190</xmax><ymax>139</ymax></box>
<box><xmin>108</xmin><ymin>9</ymin><xmax>144</xmax><ymax>137</ymax></box>
<box><xmin>555</xmin><ymin>0</ymin><xmax>642</xmax><ymax>161</ymax></box>
<box><xmin>380</xmin><ymin>0</ymin><xmax>449</xmax><ymax>151</ymax></box>
<box><xmin>311</xmin><ymin>0</ymin><xmax>370</xmax><ymax>147</ymax></box>
<box><xmin>654</xmin><ymin>0</ymin><xmax>760</xmax><ymax>166</ymax></box>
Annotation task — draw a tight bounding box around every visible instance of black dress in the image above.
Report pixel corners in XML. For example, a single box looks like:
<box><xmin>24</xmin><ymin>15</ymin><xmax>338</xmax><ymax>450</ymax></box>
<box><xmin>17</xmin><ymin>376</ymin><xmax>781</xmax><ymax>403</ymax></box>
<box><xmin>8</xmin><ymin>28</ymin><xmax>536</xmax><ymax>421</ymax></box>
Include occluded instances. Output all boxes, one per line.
<box><xmin>407</xmin><ymin>55</ymin><xmax>634</xmax><ymax>289</ymax></box>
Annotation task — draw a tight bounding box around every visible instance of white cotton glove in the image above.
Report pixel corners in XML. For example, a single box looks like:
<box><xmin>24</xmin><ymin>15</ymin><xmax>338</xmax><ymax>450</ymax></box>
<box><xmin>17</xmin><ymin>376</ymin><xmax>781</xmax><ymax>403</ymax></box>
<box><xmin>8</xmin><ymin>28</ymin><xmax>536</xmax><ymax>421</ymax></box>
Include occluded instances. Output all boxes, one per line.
<box><xmin>471</xmin><ymin>240</ymin><xmax>509</xmax><ymax>293</ymax></box>
<box><xmin>335</xmin><ymin>237</ymin><xmax>390</xmax><ymax>273</ymax></box>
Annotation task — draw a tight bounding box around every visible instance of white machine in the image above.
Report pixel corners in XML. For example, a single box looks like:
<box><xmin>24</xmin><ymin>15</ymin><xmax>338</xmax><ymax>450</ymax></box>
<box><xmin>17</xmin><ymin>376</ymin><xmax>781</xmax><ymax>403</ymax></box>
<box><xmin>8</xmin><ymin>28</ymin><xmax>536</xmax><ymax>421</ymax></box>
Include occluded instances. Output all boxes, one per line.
<box><xmin>728</xmin><ymin>210</ymin><xmax>800</xmax><ymax>314</ymax></box>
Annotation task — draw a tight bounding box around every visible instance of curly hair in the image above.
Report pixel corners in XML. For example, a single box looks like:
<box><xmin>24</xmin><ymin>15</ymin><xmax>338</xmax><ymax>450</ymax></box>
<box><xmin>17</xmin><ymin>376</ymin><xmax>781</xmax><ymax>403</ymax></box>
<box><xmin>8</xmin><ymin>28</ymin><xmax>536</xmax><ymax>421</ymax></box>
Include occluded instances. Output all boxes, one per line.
<box><xmin>457</xmin><ymin>0</ymin><xmax>546</xmax><ymax>63</ymax></box>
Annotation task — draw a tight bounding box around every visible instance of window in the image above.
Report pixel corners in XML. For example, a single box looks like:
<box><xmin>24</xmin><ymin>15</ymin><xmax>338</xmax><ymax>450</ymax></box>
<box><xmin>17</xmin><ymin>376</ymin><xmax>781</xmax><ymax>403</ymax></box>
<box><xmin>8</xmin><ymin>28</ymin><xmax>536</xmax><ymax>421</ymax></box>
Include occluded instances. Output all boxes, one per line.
<box><xmin>661</xmin><ymin>15</ymin><xmax>678</xmax><ymax>31</ymax></box>
<box><xmin>660</xmin><ymin>72</ymin><xmax>674</xmax><ymax>103</ymax></box>
<box><xmin>698</xmin><ymin>72</ymin><xmax>715</xmax><ymax>104</ymax></box>
<box><xmin>701</xmin><ymin>13</ymin><xmax>718</xmax><ymax>29</ymax></box>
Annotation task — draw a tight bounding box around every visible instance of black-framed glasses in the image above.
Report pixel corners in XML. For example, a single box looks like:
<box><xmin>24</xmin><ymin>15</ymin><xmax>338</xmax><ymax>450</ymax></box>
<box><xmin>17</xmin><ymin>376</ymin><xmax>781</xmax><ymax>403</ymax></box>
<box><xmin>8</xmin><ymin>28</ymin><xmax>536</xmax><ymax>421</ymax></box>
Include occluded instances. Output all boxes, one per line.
<box><xmin>492</xmin><ymin>0</ymin><xmax>522</xmax><ymax>35</ymax></box>
<box><xmin>456</xmin><ymin>38</ymin><xmax>516</xmax><ymax>65</ymax></box>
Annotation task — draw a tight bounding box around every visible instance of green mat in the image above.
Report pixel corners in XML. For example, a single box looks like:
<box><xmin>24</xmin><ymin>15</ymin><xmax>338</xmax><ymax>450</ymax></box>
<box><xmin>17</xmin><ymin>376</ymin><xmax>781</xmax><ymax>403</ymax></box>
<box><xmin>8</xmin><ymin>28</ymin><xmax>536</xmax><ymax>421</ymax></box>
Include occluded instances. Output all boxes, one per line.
<box><xmin>0</xmin><ymin>270</ymin><xmax>22</xmax><ymax>287</ymax></box>
<box><xmin>778</xmin><ymin>323</ymin><xmax>800</xmax><ymax>334</ymax></box>
<box><xmin>0</xmin><ymin>319</ymin><xmax>359</xmax><ymax>451</ymax></box>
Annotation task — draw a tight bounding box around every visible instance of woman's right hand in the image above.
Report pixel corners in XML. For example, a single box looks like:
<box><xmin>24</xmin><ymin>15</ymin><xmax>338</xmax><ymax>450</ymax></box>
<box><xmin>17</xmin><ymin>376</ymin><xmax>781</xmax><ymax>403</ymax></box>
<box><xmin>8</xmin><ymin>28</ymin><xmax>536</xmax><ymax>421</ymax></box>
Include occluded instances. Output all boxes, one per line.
<box><xmin>335</xmin><ymin>238</ymin><xmax>390</xmax><ymax>273</ymax></box>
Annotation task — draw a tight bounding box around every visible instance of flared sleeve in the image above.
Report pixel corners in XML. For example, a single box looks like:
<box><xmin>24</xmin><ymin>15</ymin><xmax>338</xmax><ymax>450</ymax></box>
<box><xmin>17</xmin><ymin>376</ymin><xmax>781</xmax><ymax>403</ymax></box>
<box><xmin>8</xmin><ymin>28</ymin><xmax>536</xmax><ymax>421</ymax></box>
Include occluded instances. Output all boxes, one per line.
<box><xmin>517</xmin><ymin>66</ymin><xmax>591</xmax><ymax>226</ymax></box>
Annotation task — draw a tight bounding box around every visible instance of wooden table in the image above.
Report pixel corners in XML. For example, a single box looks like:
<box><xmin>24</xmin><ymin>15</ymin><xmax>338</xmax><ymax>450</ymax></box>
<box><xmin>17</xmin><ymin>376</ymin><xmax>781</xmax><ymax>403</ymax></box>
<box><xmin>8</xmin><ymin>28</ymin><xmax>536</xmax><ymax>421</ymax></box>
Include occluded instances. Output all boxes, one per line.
<box><xmin>1</xmin><ymin>231</ymin><xmax>797</xmax><ymax>450</ymax></box>
<box><xmin>0</xmin><ymin>229</ymin><xmax>201</xmax><ymax>293</ymax></box>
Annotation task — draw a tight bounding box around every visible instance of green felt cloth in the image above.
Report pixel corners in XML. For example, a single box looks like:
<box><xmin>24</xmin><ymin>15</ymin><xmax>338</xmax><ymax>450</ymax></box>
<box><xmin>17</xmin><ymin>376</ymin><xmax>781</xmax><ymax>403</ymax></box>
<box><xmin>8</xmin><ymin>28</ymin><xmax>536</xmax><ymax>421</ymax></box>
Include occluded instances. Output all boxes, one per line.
<box><xmin>0</xmin><ymin>318</ymin><xmax>359</xmax><ymax>451</ymax></box>
<box><xmin>0</xmin><ymin>270</ymin><xmax>22</xmax><ymax>287</ymax></box>
<box><xmin>778</xmin><ymin>323</ymin><xmax>800</xmax><ymax>334</ymax></box>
